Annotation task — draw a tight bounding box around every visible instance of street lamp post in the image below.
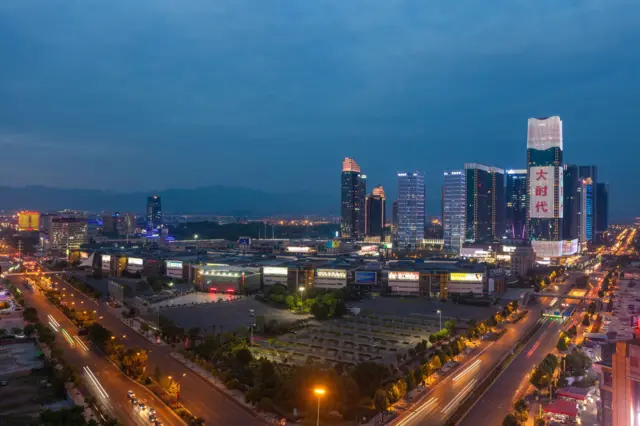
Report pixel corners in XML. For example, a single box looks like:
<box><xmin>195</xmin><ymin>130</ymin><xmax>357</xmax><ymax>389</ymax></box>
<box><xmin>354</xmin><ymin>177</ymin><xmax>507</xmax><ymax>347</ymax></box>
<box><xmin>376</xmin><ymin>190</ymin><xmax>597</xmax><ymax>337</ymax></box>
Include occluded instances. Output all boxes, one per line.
<box><xmin>314</xmin><ymin>388</ymin><xmax>325</xmax><ymax>426</ymax></box>
<box><xmin>169</xmin><ymin>373</ymin><xmax>187</xmax><ymax>403</ymax></box>
<box><xmin>436</xmin><ymin>309</ymin><xmax>442</xmax><ymax>331</ymax></box>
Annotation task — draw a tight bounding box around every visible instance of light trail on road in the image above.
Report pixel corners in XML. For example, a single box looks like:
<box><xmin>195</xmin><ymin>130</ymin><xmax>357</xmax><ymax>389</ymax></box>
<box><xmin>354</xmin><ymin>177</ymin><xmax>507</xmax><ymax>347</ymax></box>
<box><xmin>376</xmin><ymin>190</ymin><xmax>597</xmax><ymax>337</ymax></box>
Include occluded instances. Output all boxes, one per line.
<box><xmin>453</xmin><ymin>359</ymin><xmax>482</xmax><ymax>382</ymax></box>
<box><xmin>441</xmin><ymin>379</ymin><xmax>477</xmax><ymax>414</ymax></box>
<box><xmin>61</xmin><ymin>328</ymin><xmax>75</xmax><ymax>346</ymax></box>
<box><xmin>84</xmin><ymin>366</ymin><xmax>110</xmax><ymax>400</ymax></box>
<box><xmin>397</xmin><ymin>397</ymin><xmax>439</xmax><ymax>426</ymax></box>
<box><xmin>74</xmin><ymin>335</ymin><xmax>90</xmax><ymax>351</ymax></box>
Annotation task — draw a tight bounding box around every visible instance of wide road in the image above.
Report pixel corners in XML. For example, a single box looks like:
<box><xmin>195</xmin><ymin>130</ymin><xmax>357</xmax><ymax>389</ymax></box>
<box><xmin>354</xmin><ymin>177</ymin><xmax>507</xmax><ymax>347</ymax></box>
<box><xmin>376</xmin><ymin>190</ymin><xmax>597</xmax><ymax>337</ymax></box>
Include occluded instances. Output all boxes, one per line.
<box><xmin>394</xmin><ymin>273</ymin><xmax>579</xmax><ymax>426</ymax></box>
<box><xmin>44</xmin><ymin>270</ymin><xmax>264</xmax><ymax>426</ymax></box>
<box><xmin>458</xmin><ymin>317</ymin><xmax>563</xmax><ymax>426</ymax></box>
<box><xmin>15</xmin><ymin>277</ymin><xmax>181</xmax><ymax>426</ymax></box>
<box><xmin>458</xmin><ymin>274</ymin><xmax>593</xmax><ymax>426</ymax></box>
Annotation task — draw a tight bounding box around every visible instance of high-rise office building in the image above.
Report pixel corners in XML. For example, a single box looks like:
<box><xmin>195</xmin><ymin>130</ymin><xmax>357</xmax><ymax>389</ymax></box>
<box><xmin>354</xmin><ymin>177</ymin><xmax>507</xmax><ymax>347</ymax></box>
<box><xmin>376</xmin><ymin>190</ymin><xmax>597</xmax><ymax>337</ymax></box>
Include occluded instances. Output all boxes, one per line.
<box><xmin>596</xmin><ymin>182</ymin><xmax>609</xmax><ymax>235</ymax></box>
<box><xmin>51</xmin><ymin>217</ymin><xmax>88</xmax><ymax>253</ymax></box>
<box><xmin>443</xmin><ymin>170</ymin><xmax>466</xmax><ymax>254</ymax></box>
<box><xmin>146</xmin><ymin>195</ymin><xmax>163</xmax><ymax>231</ymax></box>
<box><xmin>464</xmin><ymin>163</ymin><xmax>505</xmax><ymax>243</ymax></box>
<box><xmin>579</xmin><ymin>165</ymin><xmax>598</xmax><ymax>237</ymax></box>
<box><xmin>505</xmin><ymin>169</ymin><xmax>527</xmax><ymax>240</ymax></box>
<box><xmin>578</xmin><ymin>177</ymin><xmax>594</xmax><ymax>249</ymax></box>
<box><xmin>340</xmin><ymin>157</ymin><xmax>366</xmax><ymax>239</ymax></box>
<box><xmin>397</xmin><ymin>171</ymin><xmax>425</xmax><ymax>250</ymax></box>
<box><xmin>103</xmin><ymin>212</ymin><xmax>136</xmax><ymax>237</ymax></box>
<box><xmin>365</xmin><ymin>185</ymin><xmax>386</xmax><ymax>239</ymax></box>
<box><xmin>526</xmin><ymin>117</ymin><xmax>576</xmax><ymax>257</ymax></box>
<box><xmin>562</xmin><ymin>164</ymin><xmax>580</xmax><ymax>241</ymax></box>
<box><xmin>391</xmin><ymin>200</ymin><xmax>399</xmax><ymax>237</ymax></box>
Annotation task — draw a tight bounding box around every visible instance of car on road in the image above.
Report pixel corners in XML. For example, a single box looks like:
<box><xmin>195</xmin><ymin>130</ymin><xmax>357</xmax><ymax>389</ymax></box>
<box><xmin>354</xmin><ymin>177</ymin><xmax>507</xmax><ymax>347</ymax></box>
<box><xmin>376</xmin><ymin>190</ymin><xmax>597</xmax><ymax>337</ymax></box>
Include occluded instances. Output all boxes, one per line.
<box><xmin>127</xmin><ymin>391</ymin><xmax>135</xmax><ymax>399</ymax></box>
<box><xmin>148</xmin><ymin>408</ymin><xmax>156</xmax><ymax>416</ymax></box>
<box><xmin>149</xmin><ymin>414</ymin><xmax>157</xmax><ymax>423</ymax></box>
<box><xmin>137</xmin><ymin>400</ymin><xmax>146</xmax><ymax>410</ymax></box>
<box><xmin>130</xmin><ymin>397</ymin><xmax>138</xmax><ymax>405</ymax></box>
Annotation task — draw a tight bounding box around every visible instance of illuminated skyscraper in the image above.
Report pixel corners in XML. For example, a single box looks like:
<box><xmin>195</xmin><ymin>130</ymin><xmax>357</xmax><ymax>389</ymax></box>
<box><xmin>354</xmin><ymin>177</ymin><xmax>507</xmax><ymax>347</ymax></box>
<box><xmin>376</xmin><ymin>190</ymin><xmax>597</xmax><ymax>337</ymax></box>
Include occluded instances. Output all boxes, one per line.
<box><xmin>365</xmin><ymin>185</ymin><xmax>386</xmax><ymax>239</ymax></box>
<box><xmin>397</xmin><ymin>171</ymin><xmax>425</xmax><ymax>250</ymax></box>
<box><xmin>578</xmin><ymin>177</ymin><xmax>594</xmax><ymax>249</ymax></box>
<box><xmin>505</xmin><ymin>169</ymin><xmax>527</xmax><ymax>239</ymax></box>
<box><xmin>146</xmin><ymin>195</ymin><xmax>163</xmax><ymax>231</ymax></box>
<box><xmin>443</xmin><ymin>170</ymin><xmax>465</xmax><ymax>253</ymax></box>
<box><xmin>464</xmin><ymin>163</ymin><xmax>505</xmax><ymax>243</ymax></box>
<box><xmin>340</xmin><ymin>157</ymin><xmax>366</xmax><ymax>239</ymax></box>
<box><xmin>526</xmin><ymin>116</ymin><xmax>576</xmax><ymax>257</ymax></box>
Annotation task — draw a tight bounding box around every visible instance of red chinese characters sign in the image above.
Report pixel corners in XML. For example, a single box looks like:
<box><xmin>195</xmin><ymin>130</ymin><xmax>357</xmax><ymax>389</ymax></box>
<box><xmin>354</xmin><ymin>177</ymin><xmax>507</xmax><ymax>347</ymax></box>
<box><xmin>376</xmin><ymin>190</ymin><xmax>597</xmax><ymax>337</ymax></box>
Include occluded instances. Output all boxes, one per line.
<box><xmin>529</xmin><ymin>166</ymin><xmax>555</xmax><ymax>219</ymax></box>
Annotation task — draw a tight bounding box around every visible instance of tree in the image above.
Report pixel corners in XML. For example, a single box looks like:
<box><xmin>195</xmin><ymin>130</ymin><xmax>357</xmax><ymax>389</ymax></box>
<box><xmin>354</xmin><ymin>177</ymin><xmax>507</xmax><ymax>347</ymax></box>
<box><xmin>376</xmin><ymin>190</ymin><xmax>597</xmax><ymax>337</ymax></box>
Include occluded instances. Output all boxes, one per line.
<box><xmin>502</xmin><ymin>413</ymin><xmax>521</xmax><ymax>426</ymax></box>
<box><xmin>598</xmin><ymin>290</ymin><xmax>605</xmax><ymax>298</ymax></box>
<box><xmin>582</xmin><ymin>314</ymin><xmax>591</xmax><ymax>327</ymax></box>
<box><xmin>444</xmin><ymin>319</ymin><xmax>457</xmax><ymax>334</ymax></box>
<box><xmin>557</xmin><ymin>336</ymin><xmax>569</xmax><ymax>351</ymax></box>
<box><xmin>514</xmin><ymin>398</ymin><xmax>528</xmax><ymax>424</ymax></box>
<box><xmin>587</xmin><ymin>302</ymin><xmax>597</xmax><ymax>315</ymax></box>
<box><xmin>24</xmin><ymin>323</ymin><xmax>36</xmax><ymax>337</ymax></box>
<box><xmin>39</xmin><ymin>406</ymin><xmax>86</xmax><ymax>425</ymax></box>
<box><xmin>405</xmin><ymin>372</ymin><xmax>416</xmax><ymax>391</ymax></box>
<box><xmin>350</xmin><ymin>362</ymin><xmax>390</xmax><ymax>398</ymax></box>
<box><xmin>140</xmin><ymin>322</ymin><xmax>151</xmax><ymax>336</ymax></box>
<box><xmin>23</xmin><ymin>306</ymin><xmax>38</xmax><ymax>323</ymax></box>
<box><xmin>373</xmin><ymin>389</ymin><xmax>389</xmax><ymax>415</ymax></box>
<box><xmin>429</xmin><ymin>355</ymin><xmax>442</xmax><ymax>370</ymax></box>
<box><xmin>0</xmin><ymin>329</ymin><xmax>7</xmax><ymax>339</ymax></box>
<box><xmin>11</xmin><ymin>327</ymin><xmax>22</xmax><ymax>336</ymax></box>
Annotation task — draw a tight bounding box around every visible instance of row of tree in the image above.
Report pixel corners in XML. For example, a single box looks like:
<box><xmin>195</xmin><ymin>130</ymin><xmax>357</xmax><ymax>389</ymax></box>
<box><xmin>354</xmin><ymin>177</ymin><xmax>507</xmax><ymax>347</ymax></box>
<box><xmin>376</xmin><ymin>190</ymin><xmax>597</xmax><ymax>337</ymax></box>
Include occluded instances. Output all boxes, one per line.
<box><xmin>264</xmin><ymin>284</ymin><xmax>348</xmax><ymax>320</ymax></box>
<box><xmin>87</xmin><ymin>323</ymin><xmax>148</xmax><ymax>380</ymax></box>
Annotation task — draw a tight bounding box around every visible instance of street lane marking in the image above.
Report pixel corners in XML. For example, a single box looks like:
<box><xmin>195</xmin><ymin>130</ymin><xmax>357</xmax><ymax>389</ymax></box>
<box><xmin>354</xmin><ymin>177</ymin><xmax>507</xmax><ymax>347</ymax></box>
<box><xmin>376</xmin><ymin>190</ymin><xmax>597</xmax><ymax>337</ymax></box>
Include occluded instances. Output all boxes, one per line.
<box><xmin>396</xmin><ymin>397</ymin><xmax>439</xmax><ymax>426</ymax></box>
<box><xmin>83</xmin><ymin>366</ymin><xmax>109</xmax><ymax>399</ymax></box>
<box><xmin>73</xmin><ymin>336</ymin><xmax>89</xmax><ymax>351</ymax></box>
<box><xmin>453</xmin><ymin>359</ymin><xmax>482</xmax><ymax>383</ymax></box>
<box><xmin>441</xmin><ymin>379</ymin><xmax>477</xmax><ymax>414</ymax></box>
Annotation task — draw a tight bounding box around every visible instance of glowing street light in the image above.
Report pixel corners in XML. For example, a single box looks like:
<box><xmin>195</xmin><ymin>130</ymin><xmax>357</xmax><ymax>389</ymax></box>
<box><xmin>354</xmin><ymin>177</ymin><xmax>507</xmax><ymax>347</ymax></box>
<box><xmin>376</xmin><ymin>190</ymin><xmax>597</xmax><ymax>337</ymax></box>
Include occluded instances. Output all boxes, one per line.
<box><xmin>436</xmin><ymin>309</ymin><xmax>442</xmax><ymax>331</ymax></box>
<box><xmin>314</xmin><ymin>388</ymin><xmax>325</xmax><ymax>426</ymax></box>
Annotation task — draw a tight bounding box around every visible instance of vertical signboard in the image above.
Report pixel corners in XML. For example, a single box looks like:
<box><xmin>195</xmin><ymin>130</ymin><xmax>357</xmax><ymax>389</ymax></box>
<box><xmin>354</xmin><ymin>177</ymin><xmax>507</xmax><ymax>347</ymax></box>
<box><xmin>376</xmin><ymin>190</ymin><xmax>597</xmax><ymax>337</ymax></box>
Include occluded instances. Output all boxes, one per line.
<box><xmin>558</xmin><ymin>167</ymin><xmax>564</xmax><ymax>218</ymax></box>
<box><xmin>529</xmin><ymin>166</ymin><xmax>555</xmax><ymax>219</ymax></box>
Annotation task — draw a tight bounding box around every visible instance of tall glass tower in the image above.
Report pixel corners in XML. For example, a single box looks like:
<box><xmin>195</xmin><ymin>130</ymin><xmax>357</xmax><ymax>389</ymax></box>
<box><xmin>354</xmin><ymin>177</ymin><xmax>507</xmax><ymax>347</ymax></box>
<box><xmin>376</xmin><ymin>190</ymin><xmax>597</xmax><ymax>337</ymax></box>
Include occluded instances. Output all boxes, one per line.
<box><xmin>146</xmin><ymin>195</ymin><xmax>163</xmax><ymax>231</ymax></box>
<box><xmin>526</xmin><ymin>116</ymin><xmax>570</xmax><ymax>257</ymax></box>
<box><xmin>505</xmin><ymin>169</ymin><xmax>527</xmax><ymax>240</ymax></box>
<box><xmin>365</xmin><ymin>185</ymin><xmax>386</xmax><ymax>239</ymax></box>
<box><xmin>340</xmin><ymin>157</ymin><xmax>366</xmax><ymax>239</ymax></box>
<box><xmin>397</xmin><ymin>171</ymin><xmax>425</xmax><ymax>250</ymax></box>
<box><xmin>443</xmin><ymin>170</ymin><xmax>465</xmax><ymax>254</ymax></box>
<box><xmin>464</xmin><ymin>163</ymin><xmax>505</xmax><ymax>243</ymax></box>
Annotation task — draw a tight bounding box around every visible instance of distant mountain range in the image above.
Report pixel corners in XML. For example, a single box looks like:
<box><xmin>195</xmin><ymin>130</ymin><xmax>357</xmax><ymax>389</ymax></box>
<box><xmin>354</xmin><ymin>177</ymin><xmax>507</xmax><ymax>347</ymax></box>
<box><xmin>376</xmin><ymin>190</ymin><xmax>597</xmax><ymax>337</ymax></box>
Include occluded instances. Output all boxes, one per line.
<box><xmin>0</xmin><ymin>185</ymin><xmax>338</xmax><ymax>217</ymax></box>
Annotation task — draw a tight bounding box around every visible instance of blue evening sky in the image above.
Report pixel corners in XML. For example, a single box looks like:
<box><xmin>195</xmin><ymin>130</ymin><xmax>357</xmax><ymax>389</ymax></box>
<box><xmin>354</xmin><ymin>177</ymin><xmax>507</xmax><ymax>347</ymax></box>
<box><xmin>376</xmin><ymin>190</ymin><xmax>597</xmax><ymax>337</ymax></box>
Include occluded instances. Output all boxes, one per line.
<box><xmin>0</xmin><ymin>1</ymin><xmax>638</xmax><ymax>220</ymax></box>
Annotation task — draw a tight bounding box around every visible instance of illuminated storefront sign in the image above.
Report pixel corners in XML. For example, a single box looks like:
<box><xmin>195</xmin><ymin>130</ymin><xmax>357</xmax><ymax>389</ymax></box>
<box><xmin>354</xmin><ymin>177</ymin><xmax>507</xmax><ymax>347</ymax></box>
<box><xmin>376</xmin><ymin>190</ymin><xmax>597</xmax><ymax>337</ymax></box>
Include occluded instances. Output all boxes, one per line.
<box><xmin>128</xmin><ymin>257</ymin><xmax>143</xmax><ymax>266</ymax></box>
<box><xmin>166</xmin><ymin>260</ymin><xmax>183</xmax><ymax>278</ymax></box>
<box><xmin>449</xmin><ymin>273</ymin><xmax>484</xmax><ymax>282</ymax></box>
<box><xmin>529</xmin><ymin>165</ymin><xmax>556</xmax><ymax>219</ymax></box>
<box><xmin>101</xmin><ymin>254</ymin><xmax>111</xmax><ymax>271</ymax></box>
<box><xmin>316</xmin><ymin>269</ymin><xmax>346</xmax><ymax>279</ymax></box>
<box><xmin>286</xmin><ymin>246</ymin><xmax>312</xmax><ymax>253</ymax></box>
<box><xmin>355</xmin><ymin>271</ymin><xmax>376</xmax><ymax>284</ymax></box>
<box><xmin>502</xmin><ymin>246</ymin><xmax>517</xmax><ymax>253</ymax></box>
<box><xmin>206</xmin><ymin>270</ymin><xmax>241</xmax><ymax>278</ymax></box>
<box><xmin>388</xmin><ymin>271</ymin><xmax>419</xmax><ymax>281</ymax></box>
<box><xmin>263</xmin><ymin>266</ymin><xmax>288</xmax><ymax>277</ymax></box>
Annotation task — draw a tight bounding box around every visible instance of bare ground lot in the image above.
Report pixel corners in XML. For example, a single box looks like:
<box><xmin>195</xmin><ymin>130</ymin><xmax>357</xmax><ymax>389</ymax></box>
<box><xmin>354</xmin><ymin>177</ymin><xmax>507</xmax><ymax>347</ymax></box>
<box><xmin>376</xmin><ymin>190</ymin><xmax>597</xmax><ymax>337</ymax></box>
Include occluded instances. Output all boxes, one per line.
<box><xmin>151</xmin><ymin>298</ymin><xmax>308</xmax><ymax>332</ymax></box>
<box><xmin>353</xmin><ymin>296</ymin><xmax>506</xmax><ymax>322</ymax></box>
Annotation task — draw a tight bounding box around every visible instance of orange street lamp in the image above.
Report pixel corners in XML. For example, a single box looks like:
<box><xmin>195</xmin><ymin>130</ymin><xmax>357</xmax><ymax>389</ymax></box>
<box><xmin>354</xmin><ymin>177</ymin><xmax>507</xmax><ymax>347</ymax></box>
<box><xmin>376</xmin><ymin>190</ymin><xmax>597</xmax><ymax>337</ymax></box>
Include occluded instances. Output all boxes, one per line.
<box><xmin>314</xmin><ymin>388</ymin><xmax>325</xmax><ymax>426</ymax></box>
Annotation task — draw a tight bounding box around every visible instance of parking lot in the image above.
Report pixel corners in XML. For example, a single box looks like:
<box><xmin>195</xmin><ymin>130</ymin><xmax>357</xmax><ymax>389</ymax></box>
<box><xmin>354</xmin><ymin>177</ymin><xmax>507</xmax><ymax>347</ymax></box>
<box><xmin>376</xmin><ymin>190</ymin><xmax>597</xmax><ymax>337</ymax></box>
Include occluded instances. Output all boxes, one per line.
<box><xmin>252</xmin><ymin>311</ymin><xmax>439</xmax><ymax>368</ymax></box>
<box><xmin>0</xmin><ymin>362</ymin><xmax>62</xmax><ymax>422</ymax></box>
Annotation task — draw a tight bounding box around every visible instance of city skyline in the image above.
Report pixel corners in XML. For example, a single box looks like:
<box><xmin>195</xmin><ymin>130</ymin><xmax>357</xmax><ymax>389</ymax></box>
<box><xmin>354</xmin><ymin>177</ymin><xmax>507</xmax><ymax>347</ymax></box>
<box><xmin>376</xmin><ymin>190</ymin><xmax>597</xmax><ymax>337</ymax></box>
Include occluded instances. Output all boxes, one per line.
<box><xmin>0</xmin><ymin>2</ymin><xmax>638</xmax><ymax>221</ymax></box>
